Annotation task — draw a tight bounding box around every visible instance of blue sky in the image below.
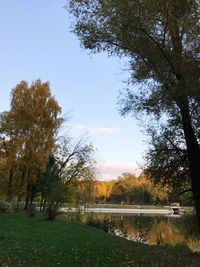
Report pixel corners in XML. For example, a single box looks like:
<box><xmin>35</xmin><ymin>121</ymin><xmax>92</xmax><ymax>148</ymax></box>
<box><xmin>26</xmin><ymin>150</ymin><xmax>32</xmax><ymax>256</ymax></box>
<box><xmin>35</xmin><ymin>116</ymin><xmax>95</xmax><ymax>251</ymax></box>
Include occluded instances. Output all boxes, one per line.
<box><xmin>0</xmin><ymin>0</ymin><xmax>147</xmax><ymax>179</ymax></box>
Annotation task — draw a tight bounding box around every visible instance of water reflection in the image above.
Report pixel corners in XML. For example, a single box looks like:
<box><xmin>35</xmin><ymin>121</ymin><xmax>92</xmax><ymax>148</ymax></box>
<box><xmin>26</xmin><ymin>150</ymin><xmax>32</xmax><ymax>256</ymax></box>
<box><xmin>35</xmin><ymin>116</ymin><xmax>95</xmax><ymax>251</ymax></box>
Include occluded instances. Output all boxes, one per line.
<box><xmin>111</xmin><ymin>214</ymin><xmax>200</xmax><ymax>251</ymax></box>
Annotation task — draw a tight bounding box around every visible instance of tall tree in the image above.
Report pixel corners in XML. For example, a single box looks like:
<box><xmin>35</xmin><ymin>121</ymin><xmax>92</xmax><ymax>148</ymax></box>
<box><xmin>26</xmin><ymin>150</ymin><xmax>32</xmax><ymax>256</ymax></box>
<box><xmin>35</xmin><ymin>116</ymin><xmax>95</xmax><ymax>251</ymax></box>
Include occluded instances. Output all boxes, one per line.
<box><xmin>0</xmin><ymin>80</ymin><xmax>62</xmax><ymax>206</ymax></box>
<box><xmin>68</xmin><ymin>1</ymin><xmax>200</xmax><ymax>229</ymax></box>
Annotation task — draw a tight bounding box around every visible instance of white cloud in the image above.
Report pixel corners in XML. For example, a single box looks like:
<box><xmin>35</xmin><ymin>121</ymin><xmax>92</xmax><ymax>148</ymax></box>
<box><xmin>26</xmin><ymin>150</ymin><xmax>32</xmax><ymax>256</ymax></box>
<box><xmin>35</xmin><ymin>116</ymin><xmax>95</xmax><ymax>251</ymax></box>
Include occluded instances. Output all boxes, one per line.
<box><xmin>97</xmin><ymin>163</ymin><xmax>142</xmax><ymax>181</ymax></box>
<box><xmin>72</xmin><ymin>124</ymin><xmax>120</xmax><ymax>135</ymax></box>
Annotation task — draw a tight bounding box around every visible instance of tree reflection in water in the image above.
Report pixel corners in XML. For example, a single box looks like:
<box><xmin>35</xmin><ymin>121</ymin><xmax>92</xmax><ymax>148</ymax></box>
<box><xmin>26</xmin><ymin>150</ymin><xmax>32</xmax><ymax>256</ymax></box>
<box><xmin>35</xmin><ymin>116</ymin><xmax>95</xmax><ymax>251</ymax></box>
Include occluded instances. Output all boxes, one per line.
<box><xmin>111</xmin><ymin>214</ymin><xmax>200</xmax><ymax>251</ymax></box>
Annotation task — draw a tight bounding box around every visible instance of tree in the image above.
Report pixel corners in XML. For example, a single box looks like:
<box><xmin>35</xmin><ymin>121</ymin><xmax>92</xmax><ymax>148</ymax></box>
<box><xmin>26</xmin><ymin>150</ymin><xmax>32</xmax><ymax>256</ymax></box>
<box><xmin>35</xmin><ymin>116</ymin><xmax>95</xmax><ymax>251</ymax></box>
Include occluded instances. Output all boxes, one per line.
<box><xmin>68</xmin><ymin>0</ymin><xmax>200</xmax><ymax>230</ymax></box>
<box><xmin>75</xmin><ymin>180</ymin><xmax>95</xmax><ymax>204</ymax></box>
<box><xmin>110</xmin><ymin>173</ymin><xmax>138</xmax><ymax>203</ymax></box>
<box><xmin>37</xmin><ymin>155</ymin><xmax>69</xmax><ymax>219</ymax></box>
<box><xmin>138</xmin><ymin>173</ymin><xmax>171</xmax><ymax>204</ymax></box>
<box><xmin>144</xmin><ymin>126</ymin><xmax>191</xmax><ymax>190</ymax></box>
<box><xmin>0</xmin><ymin>80</ymin><xmax>62</xmax><ymax>207</ymax></box>
<box><xmin>55</xmin><ymin>137</ymin><xmax>96</xmax><ymax>185</ymax></box>
<box><xmin>109</xmin><ymin>172</ymin><xmax>165</xmax><ymax>204</ymax></box>
<box><xmin>37</xmin><ymin>136</ymin><xmax>96</xmax><ymax>213</ymax></box>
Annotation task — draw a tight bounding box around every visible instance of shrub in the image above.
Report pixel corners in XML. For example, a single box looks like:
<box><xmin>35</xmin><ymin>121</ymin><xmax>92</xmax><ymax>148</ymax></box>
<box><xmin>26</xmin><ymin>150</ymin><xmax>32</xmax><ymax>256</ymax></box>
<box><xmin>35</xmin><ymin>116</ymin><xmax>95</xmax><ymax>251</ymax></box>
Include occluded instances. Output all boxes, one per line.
<box><xmin>0</xmin><ymin>201</ymin><xmax>13</xmax><ymax>213</ymax></box>
<box><xmin>44</xmin><ymin>181</ymin><xmax>66</xmax><ymax>221</ymax></box>
<box><xmin>27</xmin><ymin>203</ymin><xmax>37</xmax><ymax>218</ymax></box>
<box><xmin>45</xmin><ymin>203</ymin><xmax>61</xmax><ymax>221</ymax></box>
<box><xmin>87</xmin><ymin>215</ymin><xmax>115</xmax><ymax>233</ymax></box>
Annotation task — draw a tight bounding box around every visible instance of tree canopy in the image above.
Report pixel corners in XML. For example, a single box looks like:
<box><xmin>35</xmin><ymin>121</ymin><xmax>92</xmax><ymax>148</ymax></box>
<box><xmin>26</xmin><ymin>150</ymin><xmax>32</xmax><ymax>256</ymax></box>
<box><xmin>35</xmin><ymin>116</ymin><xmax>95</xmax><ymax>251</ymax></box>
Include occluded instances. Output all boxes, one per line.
<box><xmin>68</xmin><ymin>0</ymin><xmax>200</xmax><ymax>229</ymax></box>
<box><xmin>0</xmin><ymin>80</ymin><xmax>62</xmax><ymax>202</ymax></box>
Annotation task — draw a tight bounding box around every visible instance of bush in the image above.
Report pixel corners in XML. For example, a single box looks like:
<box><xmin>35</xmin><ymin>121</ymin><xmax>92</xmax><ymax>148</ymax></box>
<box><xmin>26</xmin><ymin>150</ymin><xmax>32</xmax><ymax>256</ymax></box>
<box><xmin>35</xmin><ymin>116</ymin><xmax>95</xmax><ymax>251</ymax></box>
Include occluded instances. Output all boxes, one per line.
<box><xmin>45</xmin><ymin>203</ymin><xmax>61</xmax><ymax>221</ymax></box>
<box><xmin>44</xmin><ymin>181</ymin><xmax>66</xmax><ymax>221</ymax></box>
<box><xmin>87</xmin><ymin>215</ymin><xmax>115</xmax><ymax>233</ymax></box>
<box><xmin>27</xmin><ymin>203</ymin><xmax>37</xmax><ymax>218</ymax></box>
<box><xmin>0</xmin><ymin>201</ymin><xmax>13</xmax><ymax>213</ymax></box>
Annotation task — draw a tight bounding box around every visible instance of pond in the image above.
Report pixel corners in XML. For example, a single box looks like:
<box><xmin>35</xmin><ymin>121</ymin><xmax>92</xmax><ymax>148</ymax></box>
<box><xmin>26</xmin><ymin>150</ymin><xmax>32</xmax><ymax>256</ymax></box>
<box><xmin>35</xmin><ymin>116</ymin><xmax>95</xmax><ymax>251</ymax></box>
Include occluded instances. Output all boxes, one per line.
<box><xmin>65</xmin><ymin>212</ymin><xmax>200</xmax><ymax>252</ymax></box>
<box><xmin>111</xmin><ymin>214</ymin><xmax>200</xmax><ymax>251</ymax></box>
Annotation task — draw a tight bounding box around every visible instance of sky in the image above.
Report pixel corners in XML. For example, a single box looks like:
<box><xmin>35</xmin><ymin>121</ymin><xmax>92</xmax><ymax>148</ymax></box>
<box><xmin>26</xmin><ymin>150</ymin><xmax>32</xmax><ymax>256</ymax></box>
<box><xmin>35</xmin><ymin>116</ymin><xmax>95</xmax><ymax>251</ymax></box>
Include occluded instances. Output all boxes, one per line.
<box><xmin>0</xmin><ymin>0</ymin><xmax>147</xmax><ymax>180</ymax></box>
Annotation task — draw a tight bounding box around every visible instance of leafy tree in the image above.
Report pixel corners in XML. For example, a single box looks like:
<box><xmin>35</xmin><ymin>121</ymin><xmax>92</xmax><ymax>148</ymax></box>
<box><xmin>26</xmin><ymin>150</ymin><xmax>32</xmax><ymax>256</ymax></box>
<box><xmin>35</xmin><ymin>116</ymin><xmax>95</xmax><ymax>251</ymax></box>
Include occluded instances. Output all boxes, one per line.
<box><xmin>75</xmin><ymin>179</ymin><xmax>115</xmax><ymax>204</ymax></box>
<box><xmin>138</xmin><ymin>173</ymin><xmax>171</xmax><ymax>204</ymax></box>
<box><xmin>0</xmin><ymin>80</ymin><xmax>62</xmax><ymax>207</ymax></box>
<box><xmin>38</xmin><ymin>136</ymin><xmax>96</xmax><ymax>213</ymax></box>
<box><xmin>38</xmin><ymin>155</ymin><xmax>68</xmax><ymax>220</ymax></box>
<box><xmin>109</xmin><ymin>172</ymin><xmax>157</xmax><ymax>204</ymax></box>
<box><xmin>110</xmin><ymin>173</ymin><xmax>138</xmax><ymax>203</ymax></box>
<box><xmin>75</xmin><ymin>180</ymin><xmax>95</xmax><ymax>204</ymax></box>
<box><xmin>68</xmin><ymin>0</ymin><xmax>200</xmax><ymax>229</ymax></box>
<box><xmin>95</xmin><ymin>180</ymin><xmax>114</xmax><ymax>203</ymax></box>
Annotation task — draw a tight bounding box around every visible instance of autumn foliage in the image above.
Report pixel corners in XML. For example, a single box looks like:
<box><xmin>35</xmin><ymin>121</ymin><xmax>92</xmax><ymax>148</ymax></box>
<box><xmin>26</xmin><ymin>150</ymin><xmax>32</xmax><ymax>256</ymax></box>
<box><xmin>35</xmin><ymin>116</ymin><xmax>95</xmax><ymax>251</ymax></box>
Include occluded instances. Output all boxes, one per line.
<box><xmin>74</xmin><ymin>172</ymin><xmax>176</xmax><ymax>205</ymax></box>
<box><xmin>0</xmin><ymin>81</ymin><xmax>62</xmax><ymax>205</ymax></box>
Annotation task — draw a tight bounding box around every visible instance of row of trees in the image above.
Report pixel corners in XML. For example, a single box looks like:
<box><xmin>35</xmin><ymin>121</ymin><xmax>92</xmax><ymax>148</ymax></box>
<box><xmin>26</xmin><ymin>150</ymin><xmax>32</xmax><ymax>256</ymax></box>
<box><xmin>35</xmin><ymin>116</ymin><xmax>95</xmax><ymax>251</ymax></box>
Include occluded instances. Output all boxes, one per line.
<box><xmin>74</xmin><ymin>172</ymin><xmax>190</xmax><ymax>206</ymax></box>
<box><xmin>0</xmin><ymin>80</ymin><xmax>95</xmax><ymax>213</ymax></box>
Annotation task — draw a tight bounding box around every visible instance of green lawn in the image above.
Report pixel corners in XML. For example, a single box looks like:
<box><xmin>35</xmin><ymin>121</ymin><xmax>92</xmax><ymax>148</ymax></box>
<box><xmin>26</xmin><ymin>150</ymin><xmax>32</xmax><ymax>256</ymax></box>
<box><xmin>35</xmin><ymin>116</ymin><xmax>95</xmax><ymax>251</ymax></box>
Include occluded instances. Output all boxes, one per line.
<box><xmin>0</xmin><ymin>213</ymin><xmax>199</xmax><ymax>267</ymax></box>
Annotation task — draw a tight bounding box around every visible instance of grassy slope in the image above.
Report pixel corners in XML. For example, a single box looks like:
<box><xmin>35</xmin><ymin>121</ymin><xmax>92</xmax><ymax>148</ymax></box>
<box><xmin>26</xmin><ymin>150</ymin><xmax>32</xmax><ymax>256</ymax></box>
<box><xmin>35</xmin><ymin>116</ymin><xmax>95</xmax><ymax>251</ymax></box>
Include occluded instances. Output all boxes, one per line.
<box><xmin>0</xmin><ymin>213</ymin><xmax>199</xmax><ymax>267</ymax></box>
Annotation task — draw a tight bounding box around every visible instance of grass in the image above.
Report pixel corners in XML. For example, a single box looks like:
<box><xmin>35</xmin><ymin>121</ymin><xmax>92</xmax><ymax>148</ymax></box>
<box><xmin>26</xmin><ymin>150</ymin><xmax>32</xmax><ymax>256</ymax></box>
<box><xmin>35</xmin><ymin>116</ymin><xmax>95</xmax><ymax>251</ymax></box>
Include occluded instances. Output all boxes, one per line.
<box><xmin>0</xmin><ymin>212</ymin><xmax>199</xmax><ymax>267</ymax></box>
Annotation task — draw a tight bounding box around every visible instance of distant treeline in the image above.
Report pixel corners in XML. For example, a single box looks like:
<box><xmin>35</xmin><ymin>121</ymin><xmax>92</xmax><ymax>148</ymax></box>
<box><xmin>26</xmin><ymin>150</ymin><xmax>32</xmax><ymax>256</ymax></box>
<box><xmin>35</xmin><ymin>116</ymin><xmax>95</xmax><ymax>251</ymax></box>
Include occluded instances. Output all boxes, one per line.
<box><xmin>74</xmin><ymin>172</ymin><xmax>193</xmax><ymax>206</ymax></box>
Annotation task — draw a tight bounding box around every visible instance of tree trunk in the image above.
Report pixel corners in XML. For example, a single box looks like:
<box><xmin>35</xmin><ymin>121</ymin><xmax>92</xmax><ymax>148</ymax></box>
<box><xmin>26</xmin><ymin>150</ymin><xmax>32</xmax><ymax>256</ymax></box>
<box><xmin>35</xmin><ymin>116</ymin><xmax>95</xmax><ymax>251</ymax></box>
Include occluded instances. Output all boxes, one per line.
<box><xmin>24</xmin><ymin>183</ymin><xmax>36</xmax><ymax>210</ymax></box>
<box><xmin>177</xmin><ymin>97</ymin><xmax>200</xmax><ymax>232</ymax></box>
<box><xmin>24</xmin><ymin>191</ymin><xmax>30</xmax><ymax>210</ymax></box>
<box><xmin>24</xmin><ymin>182</ymin><xmax>31</xmax><ymax>210</ymax></box>
<box><xmin>42</xmin><ymin>198</ymin><xmax>47</xmax><ymax>212</ymax></box>
<box><xmin>40</xmin><ymin>193</ymin><xmax>44</xmax><ymax>212</ymax></box>
<box><xmin>29</xmin><ymin>190</ymin><xmax>35</xmax><ymax>209</ymax></box>
<box><xmin>7</xmin><ymin>164</ymin><xmax>14</xmax><ymax>201</ymax></box>
<box><xmin>17</xmin><ymin>167</ymin><xmax>26</xmax><ymax>204</ymax></box>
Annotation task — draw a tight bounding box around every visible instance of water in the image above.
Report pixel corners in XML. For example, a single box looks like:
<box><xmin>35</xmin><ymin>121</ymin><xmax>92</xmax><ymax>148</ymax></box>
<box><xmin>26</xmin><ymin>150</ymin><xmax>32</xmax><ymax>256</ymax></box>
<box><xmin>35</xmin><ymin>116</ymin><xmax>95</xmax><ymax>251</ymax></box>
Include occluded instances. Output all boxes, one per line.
<box><xmin>65</xmin><ymin>212</ymin><xmax>200</xmax><ymax>251</ymax></box>
<box><xmin>111</xmin><ymin>214</ymin><xmax>200</xmax><ymax>251</ymax></box>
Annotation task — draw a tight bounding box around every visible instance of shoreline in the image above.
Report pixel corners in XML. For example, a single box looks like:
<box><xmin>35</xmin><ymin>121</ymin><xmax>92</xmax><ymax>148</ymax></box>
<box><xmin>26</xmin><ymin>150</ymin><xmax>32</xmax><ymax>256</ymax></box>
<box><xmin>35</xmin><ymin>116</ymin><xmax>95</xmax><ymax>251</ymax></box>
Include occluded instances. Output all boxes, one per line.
<box><xmin>60</xmin><ymin>207</ymin><xmax>172</xmax><ymax>214</ymax></box>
